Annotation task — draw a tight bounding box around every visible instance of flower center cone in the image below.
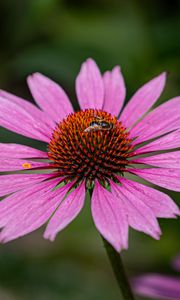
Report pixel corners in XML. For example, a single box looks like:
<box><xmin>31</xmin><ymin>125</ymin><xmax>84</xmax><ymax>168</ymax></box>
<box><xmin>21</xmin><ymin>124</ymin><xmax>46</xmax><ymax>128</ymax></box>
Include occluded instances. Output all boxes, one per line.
<box><xmin>48</xmin><ymin>109</ymin><xmax>134</xmax><ymax>185</ymax></box>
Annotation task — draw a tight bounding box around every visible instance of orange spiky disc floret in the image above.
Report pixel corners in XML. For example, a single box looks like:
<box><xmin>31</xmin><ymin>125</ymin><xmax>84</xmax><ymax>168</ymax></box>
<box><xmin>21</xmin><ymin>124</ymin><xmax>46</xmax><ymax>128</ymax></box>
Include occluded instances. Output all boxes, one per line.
<box><xmin>48</xmin><ymin>109</ymin><xmax>134</xmax><ymax>185</ymax></box>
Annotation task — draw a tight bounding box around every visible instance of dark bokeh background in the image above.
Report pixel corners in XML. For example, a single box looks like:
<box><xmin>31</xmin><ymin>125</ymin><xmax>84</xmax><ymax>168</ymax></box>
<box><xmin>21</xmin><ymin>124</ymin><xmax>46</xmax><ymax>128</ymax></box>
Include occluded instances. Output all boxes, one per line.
<box><xmin>0</xmin><ymin>0</ymin><xmax>180</xmax><ymax>299</ymax></box>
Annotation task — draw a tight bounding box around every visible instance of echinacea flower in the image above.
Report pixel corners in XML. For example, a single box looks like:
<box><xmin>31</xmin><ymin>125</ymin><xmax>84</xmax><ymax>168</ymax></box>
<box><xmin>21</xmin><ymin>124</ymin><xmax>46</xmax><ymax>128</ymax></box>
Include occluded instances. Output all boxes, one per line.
<box><xmin>0</xmin><ymin>58</ymin><xmax>179</xmax><ymax>251</ymax></box>
<box><xmin>133</xmin><ymin>255</ymin><xmax>180</xmax><ymax>299</ymax></box>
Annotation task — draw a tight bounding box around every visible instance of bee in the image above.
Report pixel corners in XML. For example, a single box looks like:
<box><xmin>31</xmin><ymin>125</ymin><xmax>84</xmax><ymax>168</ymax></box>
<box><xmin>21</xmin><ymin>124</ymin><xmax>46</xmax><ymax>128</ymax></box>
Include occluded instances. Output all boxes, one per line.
<box><xmin>84</xmin><ymin>116</ymin><xmax>114</xmax><ymax>132</ymax></box>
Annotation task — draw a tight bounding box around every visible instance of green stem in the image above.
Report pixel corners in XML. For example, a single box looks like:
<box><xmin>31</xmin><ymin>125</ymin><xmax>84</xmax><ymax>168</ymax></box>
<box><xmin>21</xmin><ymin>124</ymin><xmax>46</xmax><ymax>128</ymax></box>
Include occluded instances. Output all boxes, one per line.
<box><xmin>102</xmin><ymin>236</ymin><xmax>135</xmax><ymax>300</ymax></box>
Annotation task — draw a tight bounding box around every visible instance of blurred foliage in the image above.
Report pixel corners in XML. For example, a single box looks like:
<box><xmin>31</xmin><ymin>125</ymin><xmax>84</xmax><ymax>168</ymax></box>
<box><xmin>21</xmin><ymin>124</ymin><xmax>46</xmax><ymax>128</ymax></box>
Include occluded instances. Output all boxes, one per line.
<box><xmin>0</xmin><ymin>0</ymin><xmax>180</xmax><ymax>299</ymax></box>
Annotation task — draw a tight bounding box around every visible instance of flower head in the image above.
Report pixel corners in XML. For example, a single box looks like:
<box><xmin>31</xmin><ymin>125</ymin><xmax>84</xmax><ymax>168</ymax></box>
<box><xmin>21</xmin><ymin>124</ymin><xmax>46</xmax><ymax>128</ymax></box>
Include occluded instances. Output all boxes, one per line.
<box><xmin>0</xmin><ymin>58</ymin><xmax>179</xmax><ymax>251</ymax></box>
<box><xmin>133</xmin><ymin>255</ymin><xmax>180</xmax><ymax>299</ymax></box>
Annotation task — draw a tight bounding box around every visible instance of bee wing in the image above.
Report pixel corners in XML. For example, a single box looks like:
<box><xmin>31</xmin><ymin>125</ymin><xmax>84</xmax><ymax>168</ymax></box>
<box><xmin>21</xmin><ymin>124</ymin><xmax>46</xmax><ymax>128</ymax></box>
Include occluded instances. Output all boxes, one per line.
<box><xmin>84</xmin><ymin>124</ymin><xmax>100</xmax><ymax>132</ymax></box>
<box><xmin>84</xmin><ymin>126</ymin><xmax>92</xmax><ymax>132</ymax></box>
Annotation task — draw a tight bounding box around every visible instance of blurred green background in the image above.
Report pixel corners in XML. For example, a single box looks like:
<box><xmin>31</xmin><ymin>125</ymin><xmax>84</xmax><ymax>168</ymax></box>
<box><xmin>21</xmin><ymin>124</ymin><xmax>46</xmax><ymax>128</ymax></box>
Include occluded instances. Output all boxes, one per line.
<box><xmin>0</xmin><ymin>0</ymin><xmax>180</xmax><ymax>299</ymax></box>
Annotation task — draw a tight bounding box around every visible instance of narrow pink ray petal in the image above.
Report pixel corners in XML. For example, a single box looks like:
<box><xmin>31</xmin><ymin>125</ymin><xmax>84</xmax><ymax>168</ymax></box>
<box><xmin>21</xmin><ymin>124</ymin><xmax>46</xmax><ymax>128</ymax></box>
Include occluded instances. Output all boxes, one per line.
<box><xmin>0</xmin><ymin>97</ymin><xmax>51</xmax><ymax>142</ymax></box>
<box><xmin>27</xmin><ymin>73</ymin><xmax>74</xmax><ymax>123</ymax></box>
<box><xmin>0</xmin><ymin>158</ymin><xmax>51</xmax><ymax>172</ymax></box>
<box><xmin>110</xmin><ymin>181</ymin><xmax>161</xmax><ymax>239</ymax></box>
<box><xmin>120</xmin><ymin>72</ymin><xmax>166</xmax><ymax>128</ymax></box>
<box><xmin>0</xmin><ymin>173</ymin><xmax>57</xmax><ymax>197</ymax></box>
<box><xmin>133</xmin><ymin>274</ymin><xmax>180</xmax><ymax>300</ymax></box>
<box><xmin>103</xmin><ymin>66</ymin><xmax>126</xmax><ymax>116</ymax></box>
<box><xmin>130</xmin><ymin>168</ymin><xmax>180</xmax><ymax>191</ymax></box>
<box><xmin>0</xmin><ymin>177</ymin><xmax>61</xmax><ymax>227</ymax></box>
<box><xmin>75</xmin><ymin>58</ymin><xmax>104</xmax><ymax>110</ymax></box>
<box><xmin>0</xmin><ymin>90</ymin><xmax>55</xmax><ymax>129</ymax></box>
<box><xmin>0</xmin><ymin>180</ymin><xmax>71</xmax><ymax>243</ymax></box>
<box><xmin>134</xmin><ymin>130</ymin><xmax>180</xmax><ymax>154</ymax></box>
<box><xmin>131</xmin><ymin>97</ymin><xmax>180</xmax><ymax>143</ymax></box>
<box><xmin>0</xmin><ymin>143</ymin><xmax>47</xmax><ymax>159</ymax></box>
<box><xmin>133</xmin><ymin>151</ymin><xmax>180</xmax><ymax>169</ymax></box>
<box><xmin>91</xmin><ymin>181</ymin><xmax>128</xmax><ymax>252</ymax></box>
<box><xmin>44</xmin><ymin>182</ymin><xmax>86</xmax><ymax>241</ymax></box>
<box><xmin>119</xmin><ymin>178</ymin><xmax>179</xmax><ymax>218</ymax></box>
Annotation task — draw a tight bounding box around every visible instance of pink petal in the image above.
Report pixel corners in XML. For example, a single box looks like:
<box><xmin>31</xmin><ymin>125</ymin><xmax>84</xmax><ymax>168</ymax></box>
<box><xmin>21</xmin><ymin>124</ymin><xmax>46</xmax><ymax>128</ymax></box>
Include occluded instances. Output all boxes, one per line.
<box><xmin>0</xmin><ymin>143</ymin><xmax>47</xmax><ymax>159</ymax></box>
<box><xmin>44</xmin><ymin>182</ymin><xmax>86</xmax><ymax>241</ymax></box>
<box><xmin>0</xmin><ymin>180</ymin><xmax>71</xmax><ymax>243</ymax></box>
<box><xmin>120</xmin><ymin>72</ymin><xmax>166</xmax><ymax>128</ymax></box>
<box><xmin>130</xmin><ymin>168</ymin><xmax>180</xmax><ymax>191</ymax></box>
<box><xmin>0</xmin><ymin>90</ymin><xmax>55</xmax><ymax>129</ymax></box>
<box><xmin>0</xmin><ymin>158</ymin><xmax>51</xmax><ymax>172</ymax></box>
<box><xmin>75</xmin><ymin>58</ymin><xmax>104</xmax><ymax>110</ymax></box>
<box><xmin>111</xmin><ymin>180</ymin><xmax>161</xmax><ymax>239</ymax></box>
<box><xmin>0</xmin><ymin>173</ymin><xmax>57</xmax><ymax>197</ymax></box>
<box><xmin>103</xmin><ymin>66</ymin><xmax>126</xmax><ymax>116</ymax></box>
<box><xmin>133</xmin><ymin>151</ymin><xmax>180</xmax><ymax>169</ymax></box>
<box><xmin>120</xmin><ymin>178</ymin><xmax>179</xmax><ymax>218</ymax></box>
<box><xmin>131</xmin><ymin>96</ymin><xmax>180</xmax><ymax>142</ymax></box>
<box><xmin>27</xmin><ymin>73</ymin><xmax>73</xmax><ymax>123</ymax></box>
<box><xmin>134</xmin><ymin>129</ymin><xmax>180</xmax><ymax>154</ymax></box>
<box><xmin>91</xmin><ymin>181</ymin><xmax>128</xmax><ymax>252</ymax></box>
<box><xmin>0</xmin><ymin>97</ymin><xmax>51</xmax><ymax>142</ymax></box>
<box><xmin>0</xmin><ymin>177</ymin><xmax>61</xmax><ymax>227</ymax></box>
<box><xmin>133</xmin><ymin>274</ymin><xmax>180</xmax><ymax>300</ymax></box>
